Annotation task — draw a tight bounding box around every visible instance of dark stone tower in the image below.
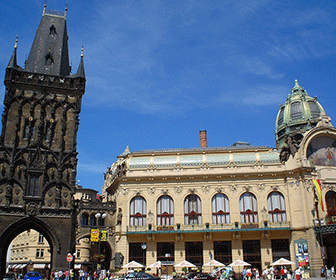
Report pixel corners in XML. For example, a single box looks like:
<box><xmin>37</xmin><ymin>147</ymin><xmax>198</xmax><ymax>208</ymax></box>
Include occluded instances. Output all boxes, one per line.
<box><xmin>0</xmin><ymin>6</ymin><xmax>85</xmax><ymax>276</ymax></box>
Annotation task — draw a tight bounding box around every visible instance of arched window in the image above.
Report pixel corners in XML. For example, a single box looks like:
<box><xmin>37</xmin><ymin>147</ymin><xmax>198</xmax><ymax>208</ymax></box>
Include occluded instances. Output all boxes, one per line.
<box><xmin>267</xmin><ymin>191</ymin><xmax>286</xmax><ymax>223</ymax></box>
<box><xmin>157</xmin><ymin>195</ymin><xmax>174</xmax><ymax>226</ymax></box>
<box><xmin>290</xmin><ymin>102</ymin><xmax>302</xmax><ymax>120</ymax></box>
<box><xmin>81</xmin><ymin>213</ymin><xmax>89</xmax><ymax>226</ymax></box>
<box><xmin>240</xmin><ymin>192</ymin><xmax>258</xmax><ymax>224</ymax></box>
<box><xmin>89</xmin><ymin>214</ymin><xmax>96</xmax><ymax>226</ymax></box>
<box><xmin>184</xmin><ymin>194</ymin><xmax>202</xmax><ymax>225</ymax></box>
<box><xmin>326</xmin><ymin>191</ymin><xmax>336</xmax><ymax>220</ymax></box>
<box><xmin>212</xmin><ymin>193</ymin><xmax>230</xmax><ymax>224</ymax></box>
<box><xmin>130</xmin><ymin>196</ymin><xmax>147</xmax><ymax>226</ymax></box>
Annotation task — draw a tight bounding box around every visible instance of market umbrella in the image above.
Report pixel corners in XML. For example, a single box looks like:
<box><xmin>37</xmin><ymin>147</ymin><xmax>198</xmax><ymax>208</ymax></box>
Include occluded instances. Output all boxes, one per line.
<box><xmin>203</xmin><ymin>259</ymin><xmax>225</xmax><ymax>268</ymax></box>
<box><xmin>174</xmin><ymin>260</ymin><xmax>196</xmax><ymax>268</ymax></box>
<box><xmin>270</xmin><ymin>258</ymin><xmax>294</xmax><ymax>266</ymax></box>
<box><xmin>122</xmin><ymin>261</ymin><xmax>145</xmax><ymax>269</ymax></box>
<box><xmin>229</xmin><ymin>259</ymin><xmax>251</xmax><ymax>267</ymax></box>
<box><xmin>148</xmin><ymin>261</ymin><xmax>162</xmax><ymax>268</ymax></box>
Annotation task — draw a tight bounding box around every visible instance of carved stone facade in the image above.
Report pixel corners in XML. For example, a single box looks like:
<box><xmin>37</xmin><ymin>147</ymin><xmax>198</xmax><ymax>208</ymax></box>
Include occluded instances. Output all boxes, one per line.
<box><xmin>0</xmin><ymin>8</ymin><xmax>85</xmax><ymax>278</ymax></box>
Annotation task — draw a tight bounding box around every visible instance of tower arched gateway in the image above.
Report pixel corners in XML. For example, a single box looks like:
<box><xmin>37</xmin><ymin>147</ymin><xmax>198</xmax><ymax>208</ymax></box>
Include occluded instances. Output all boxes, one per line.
<box><xmin>0</xmin><ymin>6</ymin><xmax>85</xmax><ymax>278</ymax></box>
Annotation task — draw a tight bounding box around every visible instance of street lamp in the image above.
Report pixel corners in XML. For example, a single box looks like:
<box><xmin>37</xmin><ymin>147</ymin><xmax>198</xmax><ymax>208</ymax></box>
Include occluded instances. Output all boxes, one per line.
<box><xmin>95</xmin><ymin>212</ymin><xmax>107</xmax><ymax>271</ymax></box>
<box><xmin>141</xmin><ymin>243</ymin><xmax>146</xmax><ymax>268</ymax></box>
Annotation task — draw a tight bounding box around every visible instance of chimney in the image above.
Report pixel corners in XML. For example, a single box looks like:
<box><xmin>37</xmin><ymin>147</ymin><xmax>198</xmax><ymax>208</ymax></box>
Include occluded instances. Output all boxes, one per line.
<box><xmin>200</xmin><ymin>130</ymin><xmax>207</xmax><ymax>148</ymax></box>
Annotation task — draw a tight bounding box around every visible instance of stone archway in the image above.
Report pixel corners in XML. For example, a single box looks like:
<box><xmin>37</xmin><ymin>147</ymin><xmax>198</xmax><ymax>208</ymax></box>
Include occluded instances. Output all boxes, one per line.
<box><xmin>0</xmin><ymin>214</ymin><xmax>75</xmax><ymax>278</ymax></box>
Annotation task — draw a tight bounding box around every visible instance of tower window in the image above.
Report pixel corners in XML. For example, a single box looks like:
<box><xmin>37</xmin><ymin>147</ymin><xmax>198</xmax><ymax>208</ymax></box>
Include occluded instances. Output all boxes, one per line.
<box><xmin>277</xmin><ymin>107</ymin><xmax>284</xmax><ymax>126</ymax></box>
<box><xmin>45</xmin><ymin>120</ymin><xmax>54</xmax><ymax>142</ymax></box>
<box><xmin>290</xmin><ymin>102</ymin><xmax>303</xmax><ymax>120</ymax></box>
<box><xmin>49</xmin><ymin>25</ymin><xmax>57</xmax><ymax>35</ymax></box>
<box><xmin>308</xmin><ymin>101</ymin><xmax>321</xmax><ymax>119</ymax></box>
<box><xmin>23</xmin><ymin>119</ymin><xmax>35</xmax><ymax>140</ymax></box>
<box><xmin>45</xmin><ymin>51</ymin><xmax>54</xmax><ymax>65</ymax></box>
<box><xmin>27</xmin><ymin>175</ymin><xmax>40</xmax><ymax>196</ymax></box>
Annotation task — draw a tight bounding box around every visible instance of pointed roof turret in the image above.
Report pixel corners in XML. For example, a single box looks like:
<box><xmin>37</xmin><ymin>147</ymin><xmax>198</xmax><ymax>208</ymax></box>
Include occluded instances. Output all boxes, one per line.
<box><xmin>73</xmin><ymin>46</ymin><xmax>85</xmax><ymax>78</ymax></box>
<box><xmin>7</xmin><ymin>37</ymin><xmax>18</xmax><ymax>68</ymax></box>
<box><xmin>25</xmin><ymin>6</ymin><xmax>71</xmax><ymax>76</ymax></box>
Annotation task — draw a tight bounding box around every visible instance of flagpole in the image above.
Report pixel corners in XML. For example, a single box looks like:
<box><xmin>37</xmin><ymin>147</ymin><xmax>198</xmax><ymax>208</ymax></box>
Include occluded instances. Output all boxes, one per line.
<box><xmin>313</xmin><ymin>187</ymin><xmax>327</xmax><ymax>268</ymax></box>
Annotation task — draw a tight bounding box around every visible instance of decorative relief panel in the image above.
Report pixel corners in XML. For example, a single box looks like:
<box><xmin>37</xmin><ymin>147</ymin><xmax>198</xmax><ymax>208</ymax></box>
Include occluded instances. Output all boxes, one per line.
<box><xmin>201</xmin><ymin>185</ymin><xmax>210</xmax><ymax>193</ymax></box>
<box><xmin>174</xmin><ymin>186</ymin><xmax>182</xmax><ymax>193</ymax></box>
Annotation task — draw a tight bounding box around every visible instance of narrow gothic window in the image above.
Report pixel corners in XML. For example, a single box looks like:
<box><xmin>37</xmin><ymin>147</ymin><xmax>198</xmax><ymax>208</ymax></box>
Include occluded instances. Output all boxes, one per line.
<box><xmin>45</xmin><ymin>121</ymin><xmax>52</xmax><ymax>142</ymax></box>
<box><xmin>23</xmin><ymin>120</ymin><xmax>30</xmax><ymax>139</ymax></box>
<box><xmin>49</xmin><ymin>25</ymin><xmax>57</xmax><ymax>35</ymax></box>
<box><xmin>45</xmin><ymin>51</ymin><xmax>54</xmax><ymax>65</ymax></box>
<box><xmin>27</xmin><ymin>175</ymin><xmax>40</xmax><ymax>196</ymax></box>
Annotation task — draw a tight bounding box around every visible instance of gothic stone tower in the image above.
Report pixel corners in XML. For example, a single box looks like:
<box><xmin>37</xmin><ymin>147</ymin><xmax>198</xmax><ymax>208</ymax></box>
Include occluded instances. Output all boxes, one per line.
<box><xmin>0</xmin><ymin>7</ymin><xmax>85</xmax><ymax>276</ymax></box>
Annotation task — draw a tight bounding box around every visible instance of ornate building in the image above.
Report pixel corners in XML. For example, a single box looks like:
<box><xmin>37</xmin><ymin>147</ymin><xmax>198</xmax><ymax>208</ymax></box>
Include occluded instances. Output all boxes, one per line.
<box><xmin>0</xmin><ymin>6</ymin><xmax>85</xmax><ymax>277</ymax></box>
<box><xmin>103</xmin><ymin>81</ymin><xmax>336</xmax><ymax>277</ymax></box>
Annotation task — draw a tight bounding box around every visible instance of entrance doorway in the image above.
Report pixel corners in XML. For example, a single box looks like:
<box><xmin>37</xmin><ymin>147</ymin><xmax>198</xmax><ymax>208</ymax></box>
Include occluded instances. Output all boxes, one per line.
<box><xmin>271</xmin><ymin>239</ymin><xmax>290</xmax><ymax>261</ymax></box>
<box><xmin>185</xmin><ymin>242</ymin><xmax>203</xmax><ymax>267</ymax></box>
<box><xmin>157</xmin><ymin>242</ymin><xmax>174</xmax><ymax>275</ymax></box>
<box><xmin>214</xmin><ymin>241</ymin><xmax>232</xmax><ymax>265</ymax></box>
<box><xmin>243</xmin><ymin>240</ymin><xmax>261</xmax><ymax>270</ymax></box>
<box><xmin>129</xmin><ymin>243</ymin><xmax>146</xmax><ymax>266</ymax></box>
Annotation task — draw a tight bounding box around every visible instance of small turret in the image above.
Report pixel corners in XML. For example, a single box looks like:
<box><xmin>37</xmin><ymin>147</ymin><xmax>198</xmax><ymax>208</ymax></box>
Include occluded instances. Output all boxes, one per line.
<box><xmin>7</xmin><ymin>37</ymin><xmax>18</xmax><ymax>69</ymax></box>
<box><xmin>73</xmin><ymin>46</ymin><xmax>85</xmax><ymax>78</ymax></box>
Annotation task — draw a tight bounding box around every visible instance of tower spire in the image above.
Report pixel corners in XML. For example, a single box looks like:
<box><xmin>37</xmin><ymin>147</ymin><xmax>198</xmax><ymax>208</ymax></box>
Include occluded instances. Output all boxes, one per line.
<box><xmin>74</xmin><ymin>46</ymin><xmax>85</xmax><ymax>78</ymax></box>
<box><xmin>7</xmin><ymin>36</ymin><xmax>18</xmax><ymax>68</ymax></box>
<box><xmin>25</xmin><ymin>10</ymin><xmax>70</xmax><ymax>76</ymax></box>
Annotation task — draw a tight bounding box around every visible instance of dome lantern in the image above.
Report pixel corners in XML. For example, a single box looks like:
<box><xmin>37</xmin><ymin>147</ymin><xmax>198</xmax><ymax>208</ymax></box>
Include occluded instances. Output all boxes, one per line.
<box><xmin>275</xmin><ymin>80</ymin><xmax>326</xmax><ymax>157</ymax></box>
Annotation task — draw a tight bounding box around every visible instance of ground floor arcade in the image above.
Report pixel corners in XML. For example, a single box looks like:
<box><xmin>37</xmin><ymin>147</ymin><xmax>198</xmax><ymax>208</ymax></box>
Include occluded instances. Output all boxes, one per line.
<box><xmin>115</xmin><ymin>228</ymin><xmax>325</xmax><ymax>276</ymax></box>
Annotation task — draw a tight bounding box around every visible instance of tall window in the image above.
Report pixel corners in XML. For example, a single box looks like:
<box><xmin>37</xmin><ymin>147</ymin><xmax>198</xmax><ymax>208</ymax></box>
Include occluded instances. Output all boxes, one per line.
<box><xmin>212</xmin><ymin>193</ymin><xmax>230</xmax><ymax>224</ymax></box>
<box><xmin>184</xmin><ymin>194</ymin><xmax>202</xmax><ymax>225</ymax></box>
<box><xmin>326</xmin><ymin>191</ymin><xmax>336</xmax><ymax>218</ymax></box>
<box><xmin>290</xmin><ymin>102</ymin><xmax>303</xmax><ymax>120</ymax></box>
<box><xmin>81</xmin><ymin>213</ymin><xmax>89</xmax><ymax>226</ymax></box>
<box><xmin>130</xmin><ymin>196</ymin><xmax>147</xmax><ymax>226</ymax></box>
<box><xmin>89</xmin><ymin>214</ymin><xmax>96</xmax><ymax>226</ymax></box>
<box><xmin>308</xmin><ymin>101</ymin><xmax>321</xmax><ymax>118</ymax></box>
<box><xmin>268</xmin><ymin>192</ymin><xmax>286</xmax><ymax>223</ymax></box>
<box><xmin>240</xmin><ymin>192</ymin><xmax>258</xmax><ymax>224</ymax></box>
<box><xmin>27</xmin><ymin>175</ymin><xmax>39</xmax><ymax>196</ymax></box>
<box><xmin>157</xmin><ymin>195</ymin><xmax>174</xmax><ymax>226</ymax></box>
<box><xmin>38</xmin><ymin>233</ymin><xmax>44</xmax><ymax>243</ymax></box>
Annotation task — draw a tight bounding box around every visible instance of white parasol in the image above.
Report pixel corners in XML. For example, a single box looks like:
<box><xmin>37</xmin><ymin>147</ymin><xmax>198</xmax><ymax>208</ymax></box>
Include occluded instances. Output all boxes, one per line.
<box><xmin>148</xmin><ymin>261</ymin><xmax>162</xmax><ymax>268</ymax></box>
<box><xmin>174</xmin><ymin>260</ymin><xmax>196</xmax><ymax>268</ymax></box>
<box><xmin>229</xmin><ymin>259</ymin><xmax>251</xmax><ymax>267</ymax></box>
<box><xmin>122</xmin><ymin>261</ymin><xmax>145</xmax><ymax>269</ymax></box>
<box><xmin>270</xmin><ymin>258</ymin><xmax>294</xmax><ymax>266</ymax></box>
<box><xmin>203</xmin><ymin>259</ymin><xmax>225</xmax><ymax>267</ymax></box>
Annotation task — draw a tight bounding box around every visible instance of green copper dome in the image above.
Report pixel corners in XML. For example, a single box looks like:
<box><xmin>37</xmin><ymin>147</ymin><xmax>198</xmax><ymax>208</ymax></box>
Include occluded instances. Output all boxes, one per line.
<box><xmin>275</xmin><ymin>80</ymin><xmax>325</xmax><ymax>149</ymax></box>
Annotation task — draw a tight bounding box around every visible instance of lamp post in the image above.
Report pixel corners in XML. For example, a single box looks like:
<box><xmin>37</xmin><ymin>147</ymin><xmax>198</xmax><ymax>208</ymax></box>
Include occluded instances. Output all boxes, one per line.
<box><xmin>141</xmin><ymin>243</ymin><xmax>146</xmax><ymax>268</ymax></box>
<box><xmin>95</xmin><ymin>212</ymin><xmax>107</xmax><ymax>272</ymax></box>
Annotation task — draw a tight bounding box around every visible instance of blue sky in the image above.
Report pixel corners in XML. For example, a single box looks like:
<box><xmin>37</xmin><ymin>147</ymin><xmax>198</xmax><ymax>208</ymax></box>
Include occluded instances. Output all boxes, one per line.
<box><xmin>1</xmin><ymin>0</ymin><xmax>336</xmax><ymax>191</ymax></box>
